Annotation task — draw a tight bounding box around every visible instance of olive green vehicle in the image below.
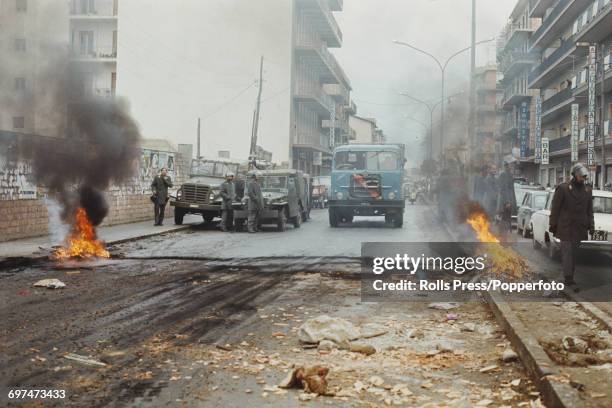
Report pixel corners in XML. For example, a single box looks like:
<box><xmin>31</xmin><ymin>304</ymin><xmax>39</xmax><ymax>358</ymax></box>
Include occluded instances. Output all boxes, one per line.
<box><xmin>171</xmin><ymin>158</ymin><xmax>243</xmax><ymax>224</ymax></box>
<box><xmin>232</xmin><ymin>169</ymin><xmax>311</xmax><ymax>232</ymax></box>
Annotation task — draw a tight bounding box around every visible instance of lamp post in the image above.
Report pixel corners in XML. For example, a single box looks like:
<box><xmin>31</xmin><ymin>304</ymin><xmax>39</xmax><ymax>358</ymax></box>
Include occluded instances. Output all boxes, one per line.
<box><xmin>399</xmin><ymin>91</ymin><xmax>465</xmax><ymax>161</ymax></box>
<box><xmin>393</xmin><ymin>38</ymin><xmax>495</xmax><ymax>161</ymax></box>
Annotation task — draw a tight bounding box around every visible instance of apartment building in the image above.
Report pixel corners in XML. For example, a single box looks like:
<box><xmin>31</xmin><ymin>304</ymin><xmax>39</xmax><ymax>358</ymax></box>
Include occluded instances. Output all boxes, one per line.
<box><xmin>527</xmin><ymin>0</ymin><xmax>611</xmax><ymax>187</ymax></box>
<box><xmin>472</xmin><ymin>65</ymin><xmax>504</xmax><ymax>167</ymax></box>
<box><xmin>496</xmin><ymin>0</ymin><xmax>541</xmax><ymax>178</ymax></box>
<box><xmin>349</xmin><ymin>115</ymin><xmax>386</xmax><ymax>144</ymax></box>
<box><xmin>69</xmin><ymin>0</ymin><xmax>118</xmax><ymax>98</ymax></box>
<box><xmin>0</xmin><ymin>0</ymin><xmax>69</xmax><ymax>136</ymax></box>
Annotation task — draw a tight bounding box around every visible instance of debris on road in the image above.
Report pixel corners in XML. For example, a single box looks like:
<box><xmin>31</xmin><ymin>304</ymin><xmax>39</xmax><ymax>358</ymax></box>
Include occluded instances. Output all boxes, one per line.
<box><xmin>428</xmin><ymin>302</ymin><xmax>459</xmax><ymax>310</ymax></box>
<box><xmin>298</xmin><ymin>315</ymin><xmax>360</xmax><ymax>348</ymax></box>
<box><xmin>279</xmin><ymin>365</ymin><xmax>330</xmax><ymax>395</ymax></box>
<box><xmin>349</xmin><ymin>342</ymin><xmax>376</xmax><ymax>355</ymax></box>
<box><xmin>33</xmin><ymin>278</ymin><xmax>66</xmax><ymax>289</ymax></box>
<box><xmin>502</xmin><ymin>349</ymin><xmax>519</xmax><ymax>362</ymax></box>
<box><xmin>63</xmin><ymin>353</ymin><xmax>107</xmax><ymax>367</ymax></box>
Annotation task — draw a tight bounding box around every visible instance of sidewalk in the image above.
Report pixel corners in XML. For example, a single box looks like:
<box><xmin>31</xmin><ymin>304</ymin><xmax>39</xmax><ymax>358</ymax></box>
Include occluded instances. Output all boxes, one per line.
<box><xmin>0</xmin><ymin>215</ymin><xmax>201</xmax><ymax>259</ymax></box>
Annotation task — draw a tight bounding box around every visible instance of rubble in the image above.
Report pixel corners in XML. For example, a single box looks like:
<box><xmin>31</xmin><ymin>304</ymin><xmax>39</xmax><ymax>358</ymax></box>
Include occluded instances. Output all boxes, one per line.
<box><xmin>33</xmin><ymin>278</ymin><xmax>66</xmax><ymax>289</ymax></box>
<box><xmin>349</xmin><ymin>342</ymin><xmax>376</xmax><ymax>355</ymax></box>
<box><xmin>297</xmin><ymin>315</ymin><xmax>360</xmax><ymax>347</ymax></box>
<box><xmin>278</xmin><ymin>365</ymin><xmax>331</xmax><ymax>395</ymax></box>
<box><xmin>562</xmin><ymin>336</ymin><xmax>589</xmax><ymax>354</ymax></box>
<box><xmin>63</xmin><ymin>353</ymin><xmax>106</xmax><ymax>367</ymax></box>
<box><xmin>427</xmin><ymin>302</ymin><xmax>459</xmax><ymax>310</ymax></box>
<box><xmin>502</xmin><ymin>349</ymin><xmax>519</xmax><ymax>362</ymax></box>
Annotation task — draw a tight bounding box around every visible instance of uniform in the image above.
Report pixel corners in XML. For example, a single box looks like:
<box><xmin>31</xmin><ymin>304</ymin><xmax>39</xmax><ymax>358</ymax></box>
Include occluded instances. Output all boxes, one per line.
<box><xmin>219</xmin><ymin>179</ymin><xmax>236</xmax><ymax>231</ymax></box>
<box><xmin>549</xmin><ymin>179</ymin><xmax>594</xmax><ymax>282</ymax></box>
<box><xmin>247</xmin><ymin>178</ymin><xmax>264</xmax><ymax>233</ymax></box>
<box><xmin>151</xmin><ymin>174</ymin><xmax>173</xmax><ymax>225</ymax></box>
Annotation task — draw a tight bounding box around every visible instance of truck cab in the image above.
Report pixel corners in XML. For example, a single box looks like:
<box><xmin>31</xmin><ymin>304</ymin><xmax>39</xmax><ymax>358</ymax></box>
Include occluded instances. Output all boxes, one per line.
<box><xmin>171</xmin><ymin>158</ymin><xmax>242</xmax><ymax>224</ymax></box>
<box><xmin>329</xmin><ymin>144</ymin><xmax>405</xmax><ymax>228</ymax></box>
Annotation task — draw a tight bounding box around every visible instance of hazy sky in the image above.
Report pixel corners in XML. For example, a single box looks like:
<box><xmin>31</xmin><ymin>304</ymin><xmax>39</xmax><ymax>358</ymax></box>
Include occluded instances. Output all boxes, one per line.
<box><xmin>117</xmin><ymin>0</ymin><xmax>517</xmax><ymax>164</ymax></box>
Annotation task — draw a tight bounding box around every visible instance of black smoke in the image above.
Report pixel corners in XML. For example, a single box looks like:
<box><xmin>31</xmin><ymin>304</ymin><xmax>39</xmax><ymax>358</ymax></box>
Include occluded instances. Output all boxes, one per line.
<box><xmin>20</xmin><ymin>56</ymin><xmax>141</xmax><ymax>226</ymax></box>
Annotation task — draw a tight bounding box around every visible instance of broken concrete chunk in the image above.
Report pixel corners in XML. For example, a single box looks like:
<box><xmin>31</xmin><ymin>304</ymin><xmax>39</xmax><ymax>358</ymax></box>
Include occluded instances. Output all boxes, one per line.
<box><xmin>427</xmin><ymin>302</ymin><xmax>459</xmax><ymax>310</ymax></box>
<box><xmin>33</xmin><ymin>278</ymin><xmax>66</xmax><ymax>289</ymax></box>
<box><xmin>561</xmin><ymin>336</ymin><xmax>589</xmax><ymax>354</ymax></box>
<box><xmin>63</xmin><ymin>353</ymin><xmax>106</xmax><ymax>367</ymax></box>
<box><xmin>502</xmin><ymin>349</ymin><xmax>519</xmax><ymax>362</ymax></box>
<box><xmin>298</xmin><ymin>315</ymin><xmax>360</xmax><ymax>346</ymax></box>
<box><xmin>278</xmin><ymin>365</ymin><xmax>330</xmax><ymax>395</ymax></box>
<box><xmin>479</xmin><ymin>365</ymin><xmax>498</xmax><ymax>373</ymax></box>
<box><xmin>359</xmin><ymin>323</ymin><xmax>389</xmax><ymax>339</ymax></box>
<box><xmin>349</xmin><ymin>342</ymin><xmax>376</xmax><ymax>356</ymax></box>
<box><xmin>368</xmin><ymin>375</ymin><xmax>384</xmax><ymax>387</ymax></box>
<box><xmin>317</xmin><ymin>340</ymin><xmax>337</xmax><ymax>351</ymax></box>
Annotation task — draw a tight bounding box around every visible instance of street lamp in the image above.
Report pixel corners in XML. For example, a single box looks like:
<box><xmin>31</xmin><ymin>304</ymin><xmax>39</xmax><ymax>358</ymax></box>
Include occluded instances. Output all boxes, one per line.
<box><xmin>393</xmin><ymin>38</ymin><xmax>495</xmax><ymax>160</ymax></box>
<box><xmin>399</xmin><ymin>90</ymin><xmax>465</xmax><ymax>161</ymax></box>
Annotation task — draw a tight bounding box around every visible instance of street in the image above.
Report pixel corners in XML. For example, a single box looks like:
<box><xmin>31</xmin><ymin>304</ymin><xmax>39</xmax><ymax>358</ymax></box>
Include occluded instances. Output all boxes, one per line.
<box><xmin>2</xmin><ymin>203</ymin><xmax>611</xmax><ymax>407</ymax></box>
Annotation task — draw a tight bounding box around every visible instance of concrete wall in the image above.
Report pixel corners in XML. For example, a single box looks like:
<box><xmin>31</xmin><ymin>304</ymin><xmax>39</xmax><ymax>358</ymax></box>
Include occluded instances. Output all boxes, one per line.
<box><xmin>0</xmin><ymin>133</ymin><xmax>187</xmax><ymax>243</ymax></box>
<box><xmin>349</xmin><ymin>116</ymin><xmax>375</xmax><ymax>144</ymax></box>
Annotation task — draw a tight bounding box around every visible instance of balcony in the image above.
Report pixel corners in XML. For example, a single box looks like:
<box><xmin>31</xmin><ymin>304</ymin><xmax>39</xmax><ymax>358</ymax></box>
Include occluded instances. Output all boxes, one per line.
<box><xmin>500</xmin><ymin>51</ymin><xmax>538</xmax><ymax>78</ymax></box>
<box><xmin>70</xmin><ymin>0</ymin><xmax>117</xmax><ymax>18</ymax></box>
<box><xmin>530</xmin><ymin>0</ymin><xmax>556</xmax><ymax>17</ymax></box>
<box><xmin>294</xmin><ymin>81</ymin><xmax>334</xmax><ymax>114</ymax></box>
<box><xmin>294</xmin><ymin>131</ymin><xmax>332</xmax><ymax>153</ymax></box>
<box><xmin>322</xmin><ymin>118</ymin><xmax>350</xmax><ymax>134</ymax></box>
<box><xmin>498</xmin><ymin>22</ymin><xmax>536</xmax><ymax>53</ymax></box>
<box><xmin>530</xmin><ymin>0</ymin><xmax>583</xmax><ymax>50</ymax></box>
<box><xmin>297</xmin><ymin>0</ymin><xmax>343</xmax><ymax>48</ymax></box>
<box><xmin>573</xmin><ymin>55</ymin><xmax>612</xmax><ymax>98</ymax></box>
<box><xmin>542</xmin><ymin>87</ymin><xmax>574</xmax><ymax>119</ymax></box>
<box><xmin>71</xmin><ymin>46</ymin><xmax>117</xmax><ymax>62</ymax></box>
<box><xmin>295</xmin><ymin>37</ymin><xmax>350</xmax><ymax>88</ymax></box>
<box><xmin>502</xmin><ymin>115</ymin><xmax>519</xmax><ymax>135</ymax></box>
<box><xmin>528</xmin><ymin>37</ymin><xmax>584</xmax><ymax>88</ymax></box>
<box><xmin>575</xmin><ymin>1</ymin><xmax>612</xmax><ymax>43</ymax></box>
<box><xmin>501</xmin><ymin>89</ymin><xmax>531</xmax><ymax>110</ymax></box>
<box><xmin>345</xmin><ymin>99</ymin><xmax>356</xmax><ymax>115</ymax></box>
<box><xmin>323</xmin><ymin>83</ymin><xmax>349</xmax><ymax>102</ymax></box>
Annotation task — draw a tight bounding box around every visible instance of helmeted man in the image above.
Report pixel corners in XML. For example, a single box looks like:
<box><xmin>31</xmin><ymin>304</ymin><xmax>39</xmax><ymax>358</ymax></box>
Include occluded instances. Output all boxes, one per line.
<box><xmin>549</xmin><ymin>163</ymin><xmax>594</xmax><ymax>287</ymax></box>
<box><xmin>247</xmin><ymin>172</ymin><xmax>264</xmax><ymax>233</ymax></box>
<box><xmin>219</xmin><ymin>172</ymin><xmax>236</xmax><ymax>232</ymax></box>
<box><xmin>151</xmin><ymin>167</ymin><xmax>173</xmax><ymax>226</ymax></box>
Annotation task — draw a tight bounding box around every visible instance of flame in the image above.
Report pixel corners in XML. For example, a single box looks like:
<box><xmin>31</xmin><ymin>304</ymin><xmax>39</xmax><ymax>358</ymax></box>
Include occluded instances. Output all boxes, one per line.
<box><xmin>466</xmin><ymin>212</ymin><xmax>500</xmax><ymax>243</ymax></box>
<box><xmin>54</xmin><ymin>207</ymin><xmax>110</xmax><ymax>259</ymax></box>
<box><xmin>467</xmin><ymin>209</ymin><xmax>529</xmax><ymax>280</ymax></box>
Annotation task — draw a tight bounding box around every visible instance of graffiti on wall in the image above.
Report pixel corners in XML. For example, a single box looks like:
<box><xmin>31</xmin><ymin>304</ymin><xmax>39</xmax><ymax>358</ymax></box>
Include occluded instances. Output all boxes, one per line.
<box><xmin>133</xmin><ymin>149</ymin><xmax>177</xmax><ymax>193</ymax></box>
<box><xmin>0</xmin><ymin>156</ymin><xmax>38</xmax><ymax>200</ymax></box>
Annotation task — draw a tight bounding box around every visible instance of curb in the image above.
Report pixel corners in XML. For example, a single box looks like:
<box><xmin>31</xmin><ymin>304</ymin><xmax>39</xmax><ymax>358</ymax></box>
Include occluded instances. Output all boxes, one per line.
<box><xmin>484</xmin><ymin>290</ymin><xmax>583</xmax><ymax>408</ymax></box>
<box><xmin>0</xmin><ymin>224</ymin><xmax>194</xmax><ymax>267</ymax></box>
<box><xmin>561</xmin><ymin>290</ymin><xmax>612</xmax><ymax>331</ymax></box>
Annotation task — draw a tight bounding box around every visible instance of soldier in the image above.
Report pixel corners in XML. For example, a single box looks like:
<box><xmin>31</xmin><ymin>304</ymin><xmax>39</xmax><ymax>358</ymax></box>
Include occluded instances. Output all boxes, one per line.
<box><xmin>219</xmin><ymin>172</ymin><xmax>236</xmax><ymax>232</ymax></box>
<box><xmin>151</xmin><ymin>167</ymin><xmax>173</xmax><ymax>226</ymax></box>
<box><xmin>247</xmin><ymin>172</ymin><xmax>264</xmax><ymax>233</ymax></box>
<box><xmin>549</xmin><ymin>163</ymin><xmax>594</xmax><ymax>287</ymax></box>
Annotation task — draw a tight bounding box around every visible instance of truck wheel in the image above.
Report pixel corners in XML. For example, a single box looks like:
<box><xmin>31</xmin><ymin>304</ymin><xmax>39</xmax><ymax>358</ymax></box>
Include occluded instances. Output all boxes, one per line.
<box><xmin>203</xmin><ymin>215</ymin><xmax>215</xmax><ymax>223</ymax></box>
<box><xmin>292</xmin><ymin>211</ymin><xmax>302</xmax><ymax>228</ymax></box>
<box><xmin>277</xmin><ymin>209</ymin><xmax>287</xmax><ymax>232</ymax></box>
<box><xmin>174</xmin><ymin>209</ymin><xmax>185</xmax><ymax>225</ymax></box>
<box><xmin>394</xmin><ymin>213</ymin><xmax>403</xmax><ymax>228</ymax></box>
<box><xmin>329</xmin><ymin>208</ymin><xmax>339</xmax><ymax>227</ymax></box>
<box><xmin>234</xmin><ymin>219</ymin><xmax>244</xmax><ymax>232</ymax></box>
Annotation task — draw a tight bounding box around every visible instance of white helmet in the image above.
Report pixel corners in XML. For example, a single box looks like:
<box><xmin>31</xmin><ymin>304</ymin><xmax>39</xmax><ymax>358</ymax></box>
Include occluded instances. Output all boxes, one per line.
<box><xmin>571</xmin><ymin>163</ymin><xmax>589</xmax><ymax>178</ymax></box>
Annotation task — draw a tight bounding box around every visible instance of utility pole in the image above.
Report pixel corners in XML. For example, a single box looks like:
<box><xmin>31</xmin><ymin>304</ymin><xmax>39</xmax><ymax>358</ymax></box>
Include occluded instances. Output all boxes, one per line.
<box><xmin>468</xmin><ymin>0</ymin><xmax>476</xmax><ymax>168</ymax></box>
<box><xmin>250</xmin><ymin>56</ymin><xmax>264</xmax><ymax>162</ymax></box>
<box><xmin>197</xmin><ymin>117</ymin><xmax>201</xmax><ymax>159</ymax></box>
<box><xmin>601</xmin><ymin>43</ymin><xmax>607</xmax><ymax>189</ymax></box>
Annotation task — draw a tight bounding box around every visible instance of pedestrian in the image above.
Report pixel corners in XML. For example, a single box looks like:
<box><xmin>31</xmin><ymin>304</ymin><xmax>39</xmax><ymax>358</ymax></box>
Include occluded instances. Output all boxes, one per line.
<box><xmin>247</xmin><ymin>172</ymin><xmax>264</xmax><ymax>233</ymax></box>
<box><xmin>482</xmin><ymin>164</ymin><xmax>498</xmax><ymax>218</ymax></box>
<box><xmin>151</xmin><ymin>167</ymin><xmax>173</xmax><ymax>226</ymax></box>
<box><xmin>473</xmin><ymin>165</ymin><xmax>488</xmax><ymax>207</ymax></box>
<box><xmin>549</xmin><ymin>163</ymin><xmax>594</xmax><ymax>287</ymax></box>
<box><xmin>497</xmin><ymin>161</ymin><xmax>517</xmax><ymax>237</ymax></box>
<box><xmin>219</xmin><ymin>172</ymin><xmax>236</xmax><ymax>232</ymax></box>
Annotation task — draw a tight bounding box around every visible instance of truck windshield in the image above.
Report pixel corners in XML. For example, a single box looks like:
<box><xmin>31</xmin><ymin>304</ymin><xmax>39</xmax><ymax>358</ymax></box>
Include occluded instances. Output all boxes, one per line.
<box><xmin>191</xmin><ymin>161</ymin><xmax>239</xmax><ymax>177</ymax></box>
<box><xmin>334</xmin><ymin>151</ymin><xmax>398</xmax><ymax>171</ymax></box>
<box><xmin>593</xmin><ymin>196</ymin><xmax>612</xmax><ymax>214</ymax></box>
<box><xmin>262</xmin><ymin>176</ymin><xmax>287</xmax><ymax>189</ymax></box>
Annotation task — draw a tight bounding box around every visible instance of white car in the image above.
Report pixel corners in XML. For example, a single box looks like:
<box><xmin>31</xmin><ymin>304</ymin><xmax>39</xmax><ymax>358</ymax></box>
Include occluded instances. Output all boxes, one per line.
<box><xmin>530</xmin><ymin>189</ymin><xmax>612</xmax><ymax>259</ymax></box>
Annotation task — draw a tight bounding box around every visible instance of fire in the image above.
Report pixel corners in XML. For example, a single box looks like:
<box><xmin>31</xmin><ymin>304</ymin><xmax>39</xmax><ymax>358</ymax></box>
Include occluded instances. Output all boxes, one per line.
<box><xmin>466</xmin><ymin>212</ymin><xmax>500</xmax><ymax>243</ymax></box>
<box><xmin>467</xmin><ymin>209</ymin><xmax>529</xmax><ymax>280</ymax></box>
<box><xmin>54</xmin><ymin>207</ymin><xmax>110</xmax><ymax>259</ymax></box>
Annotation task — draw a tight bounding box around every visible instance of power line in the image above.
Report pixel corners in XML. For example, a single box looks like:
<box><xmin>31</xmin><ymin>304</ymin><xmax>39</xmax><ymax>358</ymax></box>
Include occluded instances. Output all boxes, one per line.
<box><xmin>201</xmin><ymin>81</ymin><xmax>258</xmax><ymax>119</ymax></box>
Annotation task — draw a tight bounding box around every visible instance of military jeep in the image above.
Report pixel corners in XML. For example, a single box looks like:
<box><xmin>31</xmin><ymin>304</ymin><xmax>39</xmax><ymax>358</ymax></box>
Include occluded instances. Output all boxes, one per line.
<box><xmin>233</xmin><ymin>169</ymin><xmax>310</xmax><ymax>232</ymax></box>
<box><xmin>171</xmin><ymin>158</ymin><xmax>242</xmax><ymax>224</ymax></box>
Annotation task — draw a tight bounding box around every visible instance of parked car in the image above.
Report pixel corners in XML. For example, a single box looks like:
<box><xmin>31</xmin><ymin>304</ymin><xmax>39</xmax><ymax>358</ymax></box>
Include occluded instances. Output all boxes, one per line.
<box><xmin>513</xmin><ymin>183</ymin><xmax>544</xmax><ymax>228</ymax></box>
<box><xmin>531</xmin><ymin>189</ymin><xmax>612</xmax><ymax>259</ymax></box>
<box><xmin>516</xmin><ymin>190</ymin><xmax>548</xmax><ymax>238</ymax></box>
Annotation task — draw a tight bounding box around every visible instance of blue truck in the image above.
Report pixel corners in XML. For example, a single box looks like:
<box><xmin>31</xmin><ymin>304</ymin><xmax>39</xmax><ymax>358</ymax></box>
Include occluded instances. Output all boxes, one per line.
<box><xmin>328</xmin><ymin>144</ymin><xmax>406</xmax><ymax>228</ymax></box>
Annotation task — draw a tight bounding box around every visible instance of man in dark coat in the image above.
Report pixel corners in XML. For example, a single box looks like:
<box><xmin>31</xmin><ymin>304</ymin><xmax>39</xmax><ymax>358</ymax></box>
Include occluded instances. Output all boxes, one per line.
<box><xmin>219</xmin><ymin>172</ymin><xmax>236</xmax><ymax>232</ymax></box>
<box><xmin>247</xmin><ymin>172</ymin><xmax>264</xmax><ymax>233</ymax></box>
<box><xmin>497</xmin><ymin>161</ymin><xmax>517</xmax><ymax>237</ymax></box>
<box><xmin>482</xmin><ymin>164</ymin><xmax>499</xmax><ymax>218</ymax></box>
<box><xmin>549</xmin><ymin>163</ymin><xmax>594</xmax><ymax>286</ymax></box>
<box><xmin>473</xmin><ymin>165</ymin><xmax>488</xmax><ymax>206</ymax></box>
<box><xmin>151</xmin><ymin>167</ymin><xmax>173</xmax><ymax>226</ymax></box>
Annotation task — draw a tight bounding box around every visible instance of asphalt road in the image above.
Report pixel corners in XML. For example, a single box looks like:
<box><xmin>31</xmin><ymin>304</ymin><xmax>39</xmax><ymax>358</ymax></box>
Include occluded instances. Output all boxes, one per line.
<box><xmin>116</xmin><ymin>204</ymin><xmax>451</xmax><ymax>259</ymax></box>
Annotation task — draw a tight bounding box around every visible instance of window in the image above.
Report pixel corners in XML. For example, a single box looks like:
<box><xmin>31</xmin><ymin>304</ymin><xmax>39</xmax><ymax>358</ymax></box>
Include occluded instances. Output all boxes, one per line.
<box><xmin>16</xmin><ymin>0</ymin><xmax>27</xmax><ymax>12</ymax></box>
<box><xmin>12</xmin><ymin>116</ymin><xmax>25</xmax><ymax>129</ymax></box>
<box><xmin>79</xmin><ymin>31</ymin><xmax>94</xmax><ymax>55</ymax></box>
<box><xmin>592</xmin><ymin>196</ymin><xmax>612</xmax><ymax>214</ymax></box>
<box><xmin>14</xmin><ymin>38</ymin><xmax>26</xmax><ymax>52</ymax></box>
<box><xmin>79</xmin><ymin>0</ymin><xmax>96</xmax><ymax>14</ymax></box>
<box><xmin>14</xmin><ymin>77</ymin><xmax>25</xmax><ymax>91</ymax></box>
<box><xmin>533</xmin><ymin>194</ymin><xmax>547</xmax><ymax>210</ymax></box>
